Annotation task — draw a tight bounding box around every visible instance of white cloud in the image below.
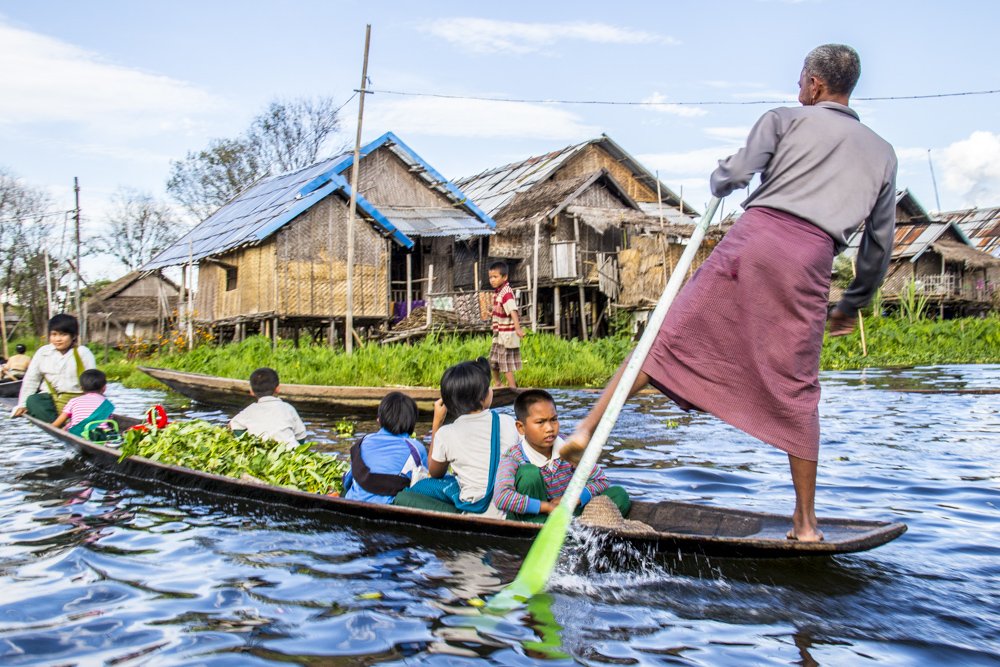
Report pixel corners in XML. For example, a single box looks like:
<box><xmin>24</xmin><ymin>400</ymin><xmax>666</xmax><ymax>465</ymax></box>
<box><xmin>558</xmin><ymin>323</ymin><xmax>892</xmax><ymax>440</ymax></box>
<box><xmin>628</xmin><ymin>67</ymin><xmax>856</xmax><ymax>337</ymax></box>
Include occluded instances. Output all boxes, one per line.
<box><xmin>422</xmin><ymin>18</ymin><xmax>675</xmax><ymax>55</ymax></box>
<box><xmin>365</xmin><ymin>97</ymin><xmax>597</xmax><ymax>140</ymax></box>
<box><xmin>894</xmin><ymin>147</ymin><xmax>930</xmax><ymax>164</ymax></box>
<box><xmin>703</xmin><ymin>126</ymin><xmax>751</xmax><ymax>142</ymax></box>
<box><xmin>940</xmin><ymin>131</ymin><xmax>1000</xmax><ymax>206</ymax></box>
<box><xmin>0</xmin><ymin>19</ymin><xmax>227</xmax><ymax>138</ymax></box>
<box><xmin>637</xmin><ymin>146</ymin><xmax>736</xmax><ymax>177</ymax></box>
<box><xmin>641</xmin><ymin>93</ymin><xmax>708</xmax><ymax>118</ymax></box>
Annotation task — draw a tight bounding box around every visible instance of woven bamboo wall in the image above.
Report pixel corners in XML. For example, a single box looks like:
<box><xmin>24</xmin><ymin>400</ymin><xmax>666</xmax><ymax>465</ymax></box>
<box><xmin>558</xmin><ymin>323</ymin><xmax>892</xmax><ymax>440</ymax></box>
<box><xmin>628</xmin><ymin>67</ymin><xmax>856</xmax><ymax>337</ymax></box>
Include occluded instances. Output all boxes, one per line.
<box><xmin>617</xmin><ymin>235</ymin><xmax>716</xmax><ymax>307</ymax></box>
<box><xmin>354</xmin><ymin>147</ymin><xmax>453</xmax><ymax>209</ymax></box>
<box><xmin>553</xmin><ymin>144</ymin><xmax>658</xmax><ymax>202</ymax></box>
<box><xmin>196</xmin><ymin>193</ymin><xmax>388</xmax><ymax>321</ymax></box>
<box><xmin>275</xmin><ymin>194</ymin><xmax>387</xmax><ymax>317</ymax></box>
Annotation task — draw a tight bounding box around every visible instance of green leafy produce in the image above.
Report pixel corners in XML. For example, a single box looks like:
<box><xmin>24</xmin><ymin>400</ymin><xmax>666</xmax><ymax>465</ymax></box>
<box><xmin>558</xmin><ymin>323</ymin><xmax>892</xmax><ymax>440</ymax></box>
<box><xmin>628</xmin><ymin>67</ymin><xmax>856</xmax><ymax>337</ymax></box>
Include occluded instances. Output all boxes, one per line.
<box><xmin>117</xmin><ymin>420</ymin><xmax>349</xmax><ymax>495</ymax></box>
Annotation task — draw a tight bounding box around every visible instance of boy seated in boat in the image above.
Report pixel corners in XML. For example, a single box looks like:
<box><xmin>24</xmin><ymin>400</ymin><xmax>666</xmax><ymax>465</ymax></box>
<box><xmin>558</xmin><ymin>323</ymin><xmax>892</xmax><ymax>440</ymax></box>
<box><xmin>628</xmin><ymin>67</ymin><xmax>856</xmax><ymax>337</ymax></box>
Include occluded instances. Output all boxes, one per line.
<box><xmin>342</xmin><ymin>392</ymin><xmax>428</xmax><ymax>504</ymax></box>
<box><xmin>229</xmin><ymin>367</ymin><xmax>307</xmax><ymax>450</ymax></box>
<box><xmin>394</xmin><ymin>357</ymin><xmax>519</xmax><ymax>516</ymax></box>
<box><xmin>3</xmin><ymin>344</ymin><xmax>31</xmax><ymax>380</ymax></box>
<box><xmin>493</xmin><ymin>389</ymin><xmax>629</xmax><ymax>523</ymax></box>
<box><xmin>12</xmin><ymin>314</ymin><xmax>97</xmax><ymax>422</ymax></box>
<box><xmin>51</xmin><ymin>369</ymin><xmax>116</xmax><ymax>437</ymax></box>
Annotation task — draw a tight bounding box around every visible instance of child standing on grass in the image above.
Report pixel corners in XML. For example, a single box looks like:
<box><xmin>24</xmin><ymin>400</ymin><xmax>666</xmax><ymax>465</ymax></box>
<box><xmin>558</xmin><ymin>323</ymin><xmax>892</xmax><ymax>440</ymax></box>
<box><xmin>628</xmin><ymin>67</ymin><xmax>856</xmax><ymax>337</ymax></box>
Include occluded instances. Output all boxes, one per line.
<box><xmin>488</xmin><ymin>261</ymin><xmax>526</xmax><ymax>389</ymax></box>
<box><xmin>493</xmin><ymin>389</ymin><xmax>630</xmax><ymax>523</ymax></box>
<box><xmin>13</xmin><ymin>314</ymin><xmax>96</xmax><ymax>423</ymax></box>
<box><xmin>343</xmin><ymin>392</ymin><xmax>428</xmax><ymax>504</ymax></box>
<box><xmin>229</xmin><ymin>367</ymin><xmax>307</xmax><ymax>449</ymax></box>
<box><xmin>394</xmin><ymin>357</ymin><xmax>519</xmax><ymax>516</ymax></box>
<box><xmin>52</xmin><ymin>369</ymin><xmax>115</xmax><ymax>436</ymax></box>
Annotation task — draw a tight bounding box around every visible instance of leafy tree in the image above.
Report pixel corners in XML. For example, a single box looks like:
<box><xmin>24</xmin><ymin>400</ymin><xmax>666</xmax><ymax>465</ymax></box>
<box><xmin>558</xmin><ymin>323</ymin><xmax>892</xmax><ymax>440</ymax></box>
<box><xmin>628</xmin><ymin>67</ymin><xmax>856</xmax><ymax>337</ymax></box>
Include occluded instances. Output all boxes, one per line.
<box><xmin>101</xmin><ymin>187</ymin><xmax>185</xmax><ymax>272</ymax></box>
<box><xmin>0</xmin><ymin>167</ymin><xmax>54</xmax><ymax>335</ymax></box>
<box><xmin>167</xmin><ymin>97</ymin><xmax>345</xmax><ymax>220</ymax></box>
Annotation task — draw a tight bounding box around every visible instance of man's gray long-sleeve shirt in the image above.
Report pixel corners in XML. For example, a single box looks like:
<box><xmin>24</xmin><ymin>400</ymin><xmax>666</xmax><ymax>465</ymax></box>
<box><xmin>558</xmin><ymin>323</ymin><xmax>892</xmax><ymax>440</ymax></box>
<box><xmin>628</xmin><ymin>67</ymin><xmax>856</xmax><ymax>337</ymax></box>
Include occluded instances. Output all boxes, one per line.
<box><xmin>710</xmin><ymin>101</ymin><xmax>897</xmax><ymax>318</ymax></box>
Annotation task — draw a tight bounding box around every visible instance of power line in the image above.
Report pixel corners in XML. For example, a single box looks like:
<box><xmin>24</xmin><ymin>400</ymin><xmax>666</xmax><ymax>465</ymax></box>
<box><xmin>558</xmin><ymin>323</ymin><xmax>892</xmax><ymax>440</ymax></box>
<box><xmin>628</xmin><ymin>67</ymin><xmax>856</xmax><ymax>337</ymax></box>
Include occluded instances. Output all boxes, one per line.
<box><xmin>364</xmin><ymin>88</ymin><xmax>1000</xmax><ymax>106</ymax></box>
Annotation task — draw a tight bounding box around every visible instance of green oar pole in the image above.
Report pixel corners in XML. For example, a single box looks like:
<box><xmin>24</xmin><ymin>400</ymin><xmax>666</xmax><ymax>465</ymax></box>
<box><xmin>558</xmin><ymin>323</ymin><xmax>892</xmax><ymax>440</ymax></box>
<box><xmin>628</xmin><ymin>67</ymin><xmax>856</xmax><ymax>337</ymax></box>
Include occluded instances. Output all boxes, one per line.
<box><xmin>488</xmin><ymin>196</ymin><xmax>722</xmax><ymax>612</ymax></box>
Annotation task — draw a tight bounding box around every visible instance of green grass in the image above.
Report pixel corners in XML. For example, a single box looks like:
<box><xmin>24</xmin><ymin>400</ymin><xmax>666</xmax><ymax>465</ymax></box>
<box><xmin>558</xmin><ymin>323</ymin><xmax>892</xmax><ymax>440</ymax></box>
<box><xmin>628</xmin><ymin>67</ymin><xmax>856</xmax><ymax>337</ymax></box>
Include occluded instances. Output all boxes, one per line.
<box><xmin>11</xmin><ymin>315</ymin><xmax>999</xmax><ymax>393</ymax></box>
<box><xmin>103</xmin><ymin>332</ymin><xmax>634</xmax><ymax>390</ymax></box>
<box><xmin>821</xmin><ymin>315</ymin><xmax>1000</xmax><ymax>370</ymax></box>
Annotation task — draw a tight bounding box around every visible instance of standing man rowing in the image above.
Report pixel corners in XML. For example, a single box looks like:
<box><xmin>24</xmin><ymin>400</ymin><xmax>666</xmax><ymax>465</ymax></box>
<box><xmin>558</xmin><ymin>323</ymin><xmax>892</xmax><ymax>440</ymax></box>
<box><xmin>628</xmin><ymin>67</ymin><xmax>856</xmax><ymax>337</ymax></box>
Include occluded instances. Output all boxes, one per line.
<box><xmin>567</xmin><ymin>44</ymin><xmax>897</xmax><ymax>541</ymax></box>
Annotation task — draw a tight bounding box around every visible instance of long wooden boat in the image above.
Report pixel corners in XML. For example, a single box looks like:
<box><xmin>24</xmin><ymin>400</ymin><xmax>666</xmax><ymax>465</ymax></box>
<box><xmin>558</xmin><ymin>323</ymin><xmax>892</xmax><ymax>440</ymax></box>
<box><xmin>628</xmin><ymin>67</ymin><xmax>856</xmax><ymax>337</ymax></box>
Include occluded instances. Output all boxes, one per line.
<box><xmin>138</xmin><ymin>366</ymin><xmax>519</xmax><ymax>414</ymax></box>
<box><xmin>11</xmin><ymin>400</ymin><xmax>906</xmax><ymax>559</ymax></box>
<box><xmin>0</xmin><ymin>379</ymin><xmax>21</xmax><ymax>398</ymax></box>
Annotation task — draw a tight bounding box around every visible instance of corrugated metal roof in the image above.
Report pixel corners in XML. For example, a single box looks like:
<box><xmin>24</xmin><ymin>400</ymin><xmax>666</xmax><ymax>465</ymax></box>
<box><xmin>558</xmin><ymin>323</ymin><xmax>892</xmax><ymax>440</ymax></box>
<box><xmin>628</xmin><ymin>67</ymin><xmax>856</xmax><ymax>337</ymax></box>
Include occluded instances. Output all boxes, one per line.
<box><xmin>844</xmin><ymin>189</ymin><xmax>974</xmax><ymax>262</ymax></box>
<box><xmin>454</xmin><ymin>135</ymin><xmax>696</xmax><ymax>218</ymax></box>
<box><xmin>939</xmin><ymin>206</ymin><xmax>1000</xmax><ymax>257</ymax></box>
<box><xmin>380</xmin><ymin>207</ymin><xmax>492</xmax><ymax>238</ymax></box>
<box><xmin>142</xmin><ymin>132</ymin><xmax>494</xmax><ymax>270</ymax></box>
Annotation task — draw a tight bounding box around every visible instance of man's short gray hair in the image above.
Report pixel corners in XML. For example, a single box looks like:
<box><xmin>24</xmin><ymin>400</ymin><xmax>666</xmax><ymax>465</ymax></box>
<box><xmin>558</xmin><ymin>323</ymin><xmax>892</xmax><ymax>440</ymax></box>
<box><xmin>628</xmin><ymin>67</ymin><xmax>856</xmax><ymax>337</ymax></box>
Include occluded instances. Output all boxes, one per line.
<box><xmin>803</xmin><ymin>44</ymin><xmax>861</xmax><ymax>96</ymax></box>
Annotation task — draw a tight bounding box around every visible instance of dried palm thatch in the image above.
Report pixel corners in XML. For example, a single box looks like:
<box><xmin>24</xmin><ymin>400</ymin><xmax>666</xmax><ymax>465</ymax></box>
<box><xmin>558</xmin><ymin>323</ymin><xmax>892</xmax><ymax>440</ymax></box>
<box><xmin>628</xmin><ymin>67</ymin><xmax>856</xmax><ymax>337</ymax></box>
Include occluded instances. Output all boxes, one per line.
<box><xmin>577</xmin><ymin>495</ymin><xmax>656</xmax><ymax>535</ymax></box>
<box><xmin>931</xmin><ymin>239</ymin><xmax>1000</xmax><ymax>270</ymax></box>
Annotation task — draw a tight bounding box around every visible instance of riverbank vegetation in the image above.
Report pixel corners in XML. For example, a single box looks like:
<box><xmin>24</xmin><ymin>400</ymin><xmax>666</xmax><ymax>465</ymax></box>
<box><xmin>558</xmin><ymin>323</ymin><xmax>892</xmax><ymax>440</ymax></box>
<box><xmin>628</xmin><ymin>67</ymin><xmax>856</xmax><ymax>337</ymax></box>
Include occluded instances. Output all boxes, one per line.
<box><xmin>9</xmin><ymin>314</ymin><xmax>1000</xmax><ymax>391</ymax></box>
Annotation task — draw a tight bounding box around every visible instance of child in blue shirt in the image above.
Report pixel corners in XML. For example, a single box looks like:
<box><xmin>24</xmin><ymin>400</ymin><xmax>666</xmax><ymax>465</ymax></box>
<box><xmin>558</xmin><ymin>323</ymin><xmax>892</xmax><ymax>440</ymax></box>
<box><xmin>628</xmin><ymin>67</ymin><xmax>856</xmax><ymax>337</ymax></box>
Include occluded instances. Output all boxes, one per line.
<box><xmin>343</xmin><ymin>392</ymin><xmax>428</xmax><ymax>504</ymax></box>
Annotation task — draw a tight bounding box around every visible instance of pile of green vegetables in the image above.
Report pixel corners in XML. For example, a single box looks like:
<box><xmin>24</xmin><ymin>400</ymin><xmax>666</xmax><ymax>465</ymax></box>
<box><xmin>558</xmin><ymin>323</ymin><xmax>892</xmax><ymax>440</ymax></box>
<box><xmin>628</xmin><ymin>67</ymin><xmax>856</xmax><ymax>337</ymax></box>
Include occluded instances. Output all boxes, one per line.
<box><xmin>118</xmin><ymin>420</ymin><xmax>350</xmax><ymax>495</ymax></box>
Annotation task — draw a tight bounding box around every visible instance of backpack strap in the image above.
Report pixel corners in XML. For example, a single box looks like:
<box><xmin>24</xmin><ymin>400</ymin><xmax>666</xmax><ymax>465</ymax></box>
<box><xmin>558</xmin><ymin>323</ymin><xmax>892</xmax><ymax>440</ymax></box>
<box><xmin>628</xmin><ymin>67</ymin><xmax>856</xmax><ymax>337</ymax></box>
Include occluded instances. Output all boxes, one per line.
<box><xmin>348</xmin><ymin>436</ymin><xmax>413</xmax><ymax>497</ymax></box>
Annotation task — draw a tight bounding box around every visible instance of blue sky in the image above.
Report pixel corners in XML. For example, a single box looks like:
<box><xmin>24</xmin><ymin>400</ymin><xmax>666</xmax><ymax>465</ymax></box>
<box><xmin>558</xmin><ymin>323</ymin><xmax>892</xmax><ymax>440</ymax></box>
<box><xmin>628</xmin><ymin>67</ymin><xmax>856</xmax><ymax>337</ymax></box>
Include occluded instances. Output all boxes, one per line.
<box><xmin>3</xmin><ymin>1</ymin><xmax>999</xmax><ymax>278</ymax></box>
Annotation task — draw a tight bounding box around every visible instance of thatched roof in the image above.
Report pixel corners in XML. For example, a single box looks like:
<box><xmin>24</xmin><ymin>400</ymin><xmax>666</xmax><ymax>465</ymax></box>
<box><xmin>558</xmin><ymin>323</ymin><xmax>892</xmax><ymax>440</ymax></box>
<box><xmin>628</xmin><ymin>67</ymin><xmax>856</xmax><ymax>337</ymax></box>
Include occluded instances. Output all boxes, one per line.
<box><xmin>84</xmin><ymin>271</ymin><xmax>179</xmax><ymax>324</ymax></box>
<box><xmin>496</xmin><ymin>173</ymin><xmax>596</xmax><ymax>226</ymax></box>
<box><xmin>931</xmin><ymin>239</ymin><xmax>1000</xmax><ymax>270</ymax></box>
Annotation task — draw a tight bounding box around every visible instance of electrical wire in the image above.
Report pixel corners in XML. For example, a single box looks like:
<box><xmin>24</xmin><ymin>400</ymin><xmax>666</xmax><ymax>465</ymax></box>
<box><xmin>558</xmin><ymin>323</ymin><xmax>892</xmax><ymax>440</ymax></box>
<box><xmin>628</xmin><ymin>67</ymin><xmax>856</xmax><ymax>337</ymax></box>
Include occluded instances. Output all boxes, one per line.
<box><xmin>362</xmin><ymin>88</ymin><xmax>1000</xmax><ymax>106</ymax></box>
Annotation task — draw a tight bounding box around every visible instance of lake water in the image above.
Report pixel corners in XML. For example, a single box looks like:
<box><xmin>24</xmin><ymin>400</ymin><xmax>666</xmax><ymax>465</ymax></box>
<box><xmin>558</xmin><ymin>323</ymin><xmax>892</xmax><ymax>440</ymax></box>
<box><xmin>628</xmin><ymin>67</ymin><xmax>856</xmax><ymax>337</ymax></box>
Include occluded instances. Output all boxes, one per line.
<box><xmin>1</xmin><ymin>365</ymin><xmax>998</xmax><ymax>665</ymax></box>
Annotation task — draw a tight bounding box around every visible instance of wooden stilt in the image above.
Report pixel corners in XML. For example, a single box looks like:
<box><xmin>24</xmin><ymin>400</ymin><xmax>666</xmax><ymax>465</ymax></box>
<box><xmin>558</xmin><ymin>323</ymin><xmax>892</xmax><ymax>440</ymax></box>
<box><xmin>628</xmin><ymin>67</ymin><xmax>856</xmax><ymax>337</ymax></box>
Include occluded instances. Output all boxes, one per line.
<box><xmin>293</xmin><ymin>326</ymin><xmax>300</xmax><ymax>348</ymax></box>
<box><xmin>553</xmin><ymin>286</ymin><xmax>561</xmax><ymax>338</ymax></box>
<box><xmin>573</xmin><ymin>215</ymin><xmax>588</xmax><ymax>341</ymax></box>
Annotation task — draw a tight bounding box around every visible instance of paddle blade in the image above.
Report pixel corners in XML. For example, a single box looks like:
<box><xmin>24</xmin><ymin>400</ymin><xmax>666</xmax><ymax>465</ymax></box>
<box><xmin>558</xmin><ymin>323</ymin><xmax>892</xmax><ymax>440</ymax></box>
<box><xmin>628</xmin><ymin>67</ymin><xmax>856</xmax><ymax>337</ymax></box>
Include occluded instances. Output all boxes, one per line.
<box><xmin>486</xmin><ymin>502</ymin><xmax>573</xmax><ymax>613</ymax></box>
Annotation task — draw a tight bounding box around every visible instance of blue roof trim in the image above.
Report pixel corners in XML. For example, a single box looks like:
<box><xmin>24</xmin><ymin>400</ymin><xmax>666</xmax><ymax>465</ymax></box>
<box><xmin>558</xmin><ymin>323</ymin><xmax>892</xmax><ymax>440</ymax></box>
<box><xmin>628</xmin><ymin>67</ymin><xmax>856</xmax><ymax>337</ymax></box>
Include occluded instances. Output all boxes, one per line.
<box><xmin>255</xmin><ymin>173</ymin><xmax>413</xmax><ymax>249</ymax></box>
<box><xmin>338</xmin><ymin>131</ymin><xmax>497</xmax><ymax>230</ymax></box>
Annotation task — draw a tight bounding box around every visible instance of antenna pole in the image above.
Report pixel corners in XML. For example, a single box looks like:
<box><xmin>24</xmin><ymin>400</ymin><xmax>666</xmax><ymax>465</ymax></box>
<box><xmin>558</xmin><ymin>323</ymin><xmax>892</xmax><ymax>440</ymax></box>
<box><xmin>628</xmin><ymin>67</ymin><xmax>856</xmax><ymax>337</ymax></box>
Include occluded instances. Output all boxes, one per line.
<box><xmin>345</xmin><ymin>24</ymin><xmax>372</xmax><ymax>355</ymax></box>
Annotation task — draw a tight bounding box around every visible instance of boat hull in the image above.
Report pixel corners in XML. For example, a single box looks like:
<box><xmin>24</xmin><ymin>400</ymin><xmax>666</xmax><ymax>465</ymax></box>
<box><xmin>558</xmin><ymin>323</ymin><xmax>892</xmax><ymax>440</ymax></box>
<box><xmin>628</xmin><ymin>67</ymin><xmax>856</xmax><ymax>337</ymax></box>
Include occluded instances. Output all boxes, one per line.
<box><xmin>0</xmin><ymin>380</ymin><xmax>21</xmax><ymax>398</ymax></box>
<box><xmin>17</xmin><ymin>403</ymin><xmax>907</xmax><ymax>559</ymax></box>
<box><xmin>138</xmin><ymin>366</ymin><xmax>520</xmax><ymax>414</ymax></box>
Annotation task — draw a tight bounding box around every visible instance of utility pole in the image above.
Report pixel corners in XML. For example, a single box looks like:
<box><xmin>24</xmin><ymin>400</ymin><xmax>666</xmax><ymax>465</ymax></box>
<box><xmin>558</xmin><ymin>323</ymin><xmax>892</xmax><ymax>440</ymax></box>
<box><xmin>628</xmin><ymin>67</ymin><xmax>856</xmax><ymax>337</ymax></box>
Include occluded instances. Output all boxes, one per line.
<box><xmin>928</xmin><ymin>149</ymin><xmax>942</xmax><ymax>212</ymax></box>
<box><xmin>345</xmin><ymin>24</ymin><xmax>372</xmax><ymax>355</ymax></box>
<box><xmin>74</xmin><ymin>177</ymin><xmax>81</xmax><ymax>324</ymax></box>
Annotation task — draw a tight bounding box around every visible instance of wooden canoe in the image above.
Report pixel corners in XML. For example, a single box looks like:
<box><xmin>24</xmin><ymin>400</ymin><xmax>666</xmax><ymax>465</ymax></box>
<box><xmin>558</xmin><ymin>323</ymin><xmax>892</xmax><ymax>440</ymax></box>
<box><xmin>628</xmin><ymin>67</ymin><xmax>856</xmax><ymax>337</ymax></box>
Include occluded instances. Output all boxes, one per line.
<box><xmin>11</xmin><ymin>401</ymin><xmax>907</xmax><ymax>559</ymax></box>
<box><xmin>0</xmin><ymin>379</ymin><xmax>21</xmax><ymax>398</ymax></box>
<box><xmin>137</xmin><ymin>366</ymin><xmax>520</xmax><ymax>414</ymax></box>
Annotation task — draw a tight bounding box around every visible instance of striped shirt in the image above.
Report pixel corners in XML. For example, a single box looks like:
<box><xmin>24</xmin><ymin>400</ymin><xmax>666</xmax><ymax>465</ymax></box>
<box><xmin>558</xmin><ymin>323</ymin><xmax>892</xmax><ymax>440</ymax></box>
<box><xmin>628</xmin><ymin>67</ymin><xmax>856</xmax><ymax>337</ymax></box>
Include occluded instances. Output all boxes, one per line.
<box><xmin>62</xmin><ymin>392</ymin><xmax>108</xmax><ymax>427</ymax></box>
<box><xmin>493</xmin><ymin>441</ymin><xmax>610</xmax><ymax>515</ymax></box>
<box><xmin>492</xmin><ymin>281</ymin><xmax>520</xmax><ymax>349</ymax></box>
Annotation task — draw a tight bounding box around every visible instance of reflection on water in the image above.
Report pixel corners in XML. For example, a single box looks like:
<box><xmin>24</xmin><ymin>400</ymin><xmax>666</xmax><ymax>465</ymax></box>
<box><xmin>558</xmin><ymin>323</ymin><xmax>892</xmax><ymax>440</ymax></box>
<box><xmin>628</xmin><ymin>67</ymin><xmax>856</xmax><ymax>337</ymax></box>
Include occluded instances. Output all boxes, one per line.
<box><xmin>0</xmin><ymin>365</ymin><xmax>998</xmax><ymax>665</ymax></box>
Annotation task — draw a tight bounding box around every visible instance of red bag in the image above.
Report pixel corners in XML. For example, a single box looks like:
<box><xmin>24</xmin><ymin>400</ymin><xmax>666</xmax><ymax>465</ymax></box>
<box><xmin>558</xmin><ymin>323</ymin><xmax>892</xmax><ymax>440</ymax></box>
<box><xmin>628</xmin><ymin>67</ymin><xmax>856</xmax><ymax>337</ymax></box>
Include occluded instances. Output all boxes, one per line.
<box><xmin>126</xmin><ymin>405</ymin><xmax>170</xmax><ymax>433</ymax></box>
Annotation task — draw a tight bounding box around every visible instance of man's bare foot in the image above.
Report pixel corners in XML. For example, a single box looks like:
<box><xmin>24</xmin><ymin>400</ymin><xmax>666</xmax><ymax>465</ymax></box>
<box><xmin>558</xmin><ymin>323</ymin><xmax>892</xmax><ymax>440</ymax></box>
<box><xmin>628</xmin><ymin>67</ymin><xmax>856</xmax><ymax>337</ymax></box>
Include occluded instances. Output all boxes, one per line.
<box><xmin>786</xmin><ymin>527</ymin><xmax>824</xmax><ymax>542</ymax></box>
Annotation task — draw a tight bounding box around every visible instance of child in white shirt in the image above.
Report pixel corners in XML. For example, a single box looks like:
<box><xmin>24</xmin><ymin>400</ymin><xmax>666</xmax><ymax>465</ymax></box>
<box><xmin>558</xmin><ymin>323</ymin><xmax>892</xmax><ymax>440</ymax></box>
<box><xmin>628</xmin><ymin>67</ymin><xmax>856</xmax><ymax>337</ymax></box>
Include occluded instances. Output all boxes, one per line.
<box><xmin>229</xmin><ymin>367</ymin><xmax>307</xmax><ymax>449</ymax></box>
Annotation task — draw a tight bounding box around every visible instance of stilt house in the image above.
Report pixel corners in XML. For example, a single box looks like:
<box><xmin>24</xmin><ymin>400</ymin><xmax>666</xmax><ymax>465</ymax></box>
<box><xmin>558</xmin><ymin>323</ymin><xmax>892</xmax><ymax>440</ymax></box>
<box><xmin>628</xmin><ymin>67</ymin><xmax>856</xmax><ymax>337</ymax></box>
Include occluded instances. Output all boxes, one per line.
<box><xmin>836</xmin><ymin>190</ymin><xmax>1000</xmax><ymax>316</ymax></box>
<box><xmin>142</xmin><ymin>133</ymin><xmax>495</xmax><ymax>343</ymax></box>
<box><xmin>81</xmin><ymin>270</ymin><xmax>179</xmax><ymax>346</ymax></box>
<box><xmin>455</xmin><ymin>135</ymin><xmax>701</xmax><ymax>339</ymax></box>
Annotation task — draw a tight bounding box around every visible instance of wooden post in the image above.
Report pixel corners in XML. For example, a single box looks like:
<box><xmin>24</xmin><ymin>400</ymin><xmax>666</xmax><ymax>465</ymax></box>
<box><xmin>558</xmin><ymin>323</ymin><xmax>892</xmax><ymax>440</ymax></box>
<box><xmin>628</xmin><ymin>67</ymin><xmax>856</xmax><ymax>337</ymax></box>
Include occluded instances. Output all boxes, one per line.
<box><xmin>293</xmin><ymin>325</ymin><xmax>300</xmax><ymax>348</ymax></box>
<box><xmin>405</xmin><ymin>253</ymin><xmax>413</xmax><ymax>319</ymax></box>
<box><xmin>573</xmin><ymin>215</ymin><xmax>588</xmax><ymax>341</ymax></box>
<box><xmin>0</xmin><ymin>299</ymin><xmax>8</xmax><ymax>359</ymax></box>
<box><xmin>527</xmin><ymin>263</ymin><xmax>535</xmax><ymax>331</ymax></box>
<box><xmin>180</xmin><ymin>264</ymin><xmax>186</xmax><ymax>338</ymax></box>
<box><xmin>553</xmin><ymin>286</ymin><xmax>561</xmax><ymax>338</ymax></box>
<box><xmin>82</xmin><ymin>302</ymin><xmax>88</xmax><ymax>345</ymax></box>
<box><xmin>532</xmin><ymin>220</ymin><xmax>540</xmax><ymax>332</ymax></box>
<box><xmin>74</xmin><ymin>177</ymin><xmax>81</xmax><ymax>318</ymax></box>
<box><xmin>272</xmin><ymin>316</ymin><xmax>279</xmax><ymax>348</ymax></box>
<box><xmin>474</xmin><ymin>261</ymin><xmax>479</xmax><ymax>292</ymax></box>
<box><xmin>426</xmin><ymin>263</ymin><xmax>434</xmax><ymax>329</ymax></box>
<box><xmin>103</xmin><ymin>316</ymin><xmax>110</xmax><ymax>363</ymax></box>
<box><xmin>345</xmin><ymin>24</ymin><xmax>372</xmax><ymax>356</ymax></box>
<box><xmin>43</xmin><ymin>244</ymin><xmax>53</xmax><ymax>319</ymax></box>
<box><xmin>187</xmin><ymin>237</ymin><xmax>194</xmax><ymax>350</ymax></box>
